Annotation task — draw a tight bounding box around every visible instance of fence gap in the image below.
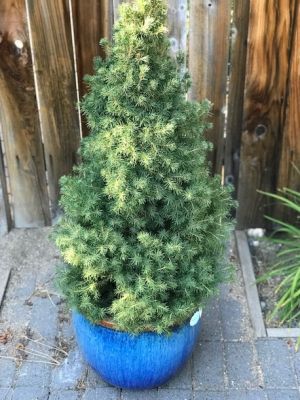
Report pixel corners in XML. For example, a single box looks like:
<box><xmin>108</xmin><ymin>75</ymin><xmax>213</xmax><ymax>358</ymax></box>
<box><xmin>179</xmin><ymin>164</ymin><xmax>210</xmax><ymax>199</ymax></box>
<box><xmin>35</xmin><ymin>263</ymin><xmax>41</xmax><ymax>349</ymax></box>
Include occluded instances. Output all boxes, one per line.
<box><xmin>188</xmin><ymin>0</ymin><xmax>231</xmax><ymax>176</ymax></box>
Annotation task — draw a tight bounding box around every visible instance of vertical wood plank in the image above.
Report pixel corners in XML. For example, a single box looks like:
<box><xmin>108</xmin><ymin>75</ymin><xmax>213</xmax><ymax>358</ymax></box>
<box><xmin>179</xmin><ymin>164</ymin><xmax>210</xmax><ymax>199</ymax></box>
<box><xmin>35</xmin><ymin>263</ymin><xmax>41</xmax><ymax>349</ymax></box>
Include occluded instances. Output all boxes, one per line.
<box><xmin>189</xmin><ymin>0</ymin><xmax>231</xmax><ymax>175</ymax></box>
<box><xmin>71</xmin><ymin>0</ymin><xmax>113</xmax><ymax>136</ymax></box>
<box><xmin>277</xmin><ymin>1</ymin><xmax>300</xmax><ymax>211</ymax></box>
<box><xmin>224</xmin><ymin>0</ymin><xmax>250</xmax><ymax>194</ymax></box>
<box><xmin>236</xmin><ymin>0</ymin><xmax>295</xmax><ymax>229</ymax></box>
<box><xmin>167</xmin><ymin>0</ymin><xmax>187</xmax><ymax>59</ymax></box>
<box><xmin>26</xmin><ymin>0</ymin><xmax>81</xmax><ymax>218</ymax></box>
<box><xmin>0</xmin><ymin>144</ymin><xmax>12</xmax><ymax>235</ymax></box>
<box><xmin>113</xmin><ymin>0</ymin><xmax>122</xmax><ymax>21</ymax></box>
<box><xmin>72</xmin><ymin>0</ymin><xmax>112</xmax><ymax>96</ymax></box>
<box><xmin>0</xmin><ymin>0</ymin><xmax>51</xmax><ymax>228</ymax></box>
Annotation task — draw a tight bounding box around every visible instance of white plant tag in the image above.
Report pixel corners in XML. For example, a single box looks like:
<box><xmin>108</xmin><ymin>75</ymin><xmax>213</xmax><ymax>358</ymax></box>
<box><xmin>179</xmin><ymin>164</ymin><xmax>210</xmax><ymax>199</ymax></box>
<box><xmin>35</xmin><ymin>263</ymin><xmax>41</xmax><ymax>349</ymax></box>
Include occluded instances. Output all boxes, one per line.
<box><xmin>190</xmin><ymin>310</ymin><xmax>200</xmax><ymax>326</ymax></box>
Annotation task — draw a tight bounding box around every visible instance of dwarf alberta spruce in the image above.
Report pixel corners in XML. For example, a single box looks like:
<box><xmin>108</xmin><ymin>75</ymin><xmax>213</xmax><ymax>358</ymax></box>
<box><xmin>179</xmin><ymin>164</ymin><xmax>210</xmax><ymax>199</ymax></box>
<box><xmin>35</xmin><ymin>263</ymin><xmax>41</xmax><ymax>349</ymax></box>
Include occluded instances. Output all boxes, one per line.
<box><xmin>54</xmin><ymin>0</ymin><xmax>233</xmax><ymax>333</ymax></box>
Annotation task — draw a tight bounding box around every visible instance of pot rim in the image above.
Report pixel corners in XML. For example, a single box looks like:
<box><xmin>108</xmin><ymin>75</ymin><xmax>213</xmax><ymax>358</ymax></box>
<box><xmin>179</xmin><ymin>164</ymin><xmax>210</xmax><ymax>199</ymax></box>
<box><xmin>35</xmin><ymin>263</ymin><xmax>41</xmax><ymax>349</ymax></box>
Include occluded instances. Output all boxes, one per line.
<box><xmin>76</xmin><ymin>308</ymin><xmax>202</xmax><ymax>334</ymax></box>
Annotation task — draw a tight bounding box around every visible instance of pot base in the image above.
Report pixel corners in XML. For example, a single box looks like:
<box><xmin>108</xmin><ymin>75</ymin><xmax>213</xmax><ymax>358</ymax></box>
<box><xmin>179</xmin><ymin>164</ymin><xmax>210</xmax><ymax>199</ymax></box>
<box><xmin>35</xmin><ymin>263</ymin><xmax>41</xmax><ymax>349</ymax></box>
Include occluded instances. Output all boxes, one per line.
<box><xmin>73</xmin><ymin>312</ymin><xmax>201</xmax><ymax>389</ymax></box>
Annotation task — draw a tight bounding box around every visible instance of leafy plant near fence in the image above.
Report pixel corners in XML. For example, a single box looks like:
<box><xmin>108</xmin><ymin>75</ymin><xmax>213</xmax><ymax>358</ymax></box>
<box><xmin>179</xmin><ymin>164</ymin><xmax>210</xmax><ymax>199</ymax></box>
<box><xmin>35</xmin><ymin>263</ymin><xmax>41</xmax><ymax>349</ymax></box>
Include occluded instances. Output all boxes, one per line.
<box><xmin>258</xmin><ymin>188</ymin><xmax>300</xmax><ymax>328</ymax></box>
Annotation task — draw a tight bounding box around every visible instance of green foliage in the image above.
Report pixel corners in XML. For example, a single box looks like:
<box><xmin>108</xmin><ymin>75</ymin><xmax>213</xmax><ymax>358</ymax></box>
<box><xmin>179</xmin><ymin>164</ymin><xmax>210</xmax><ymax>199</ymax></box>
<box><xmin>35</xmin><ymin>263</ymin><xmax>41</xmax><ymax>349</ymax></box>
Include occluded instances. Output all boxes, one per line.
<box><xmin>54</xmin><ymin>0</ymin><xmax>233</xmax><ymax>333</ymax></box>
<box><xmin>258</xmin><ymin>188</ymin><xmax>300</xmax><ymax>327</ymax></box>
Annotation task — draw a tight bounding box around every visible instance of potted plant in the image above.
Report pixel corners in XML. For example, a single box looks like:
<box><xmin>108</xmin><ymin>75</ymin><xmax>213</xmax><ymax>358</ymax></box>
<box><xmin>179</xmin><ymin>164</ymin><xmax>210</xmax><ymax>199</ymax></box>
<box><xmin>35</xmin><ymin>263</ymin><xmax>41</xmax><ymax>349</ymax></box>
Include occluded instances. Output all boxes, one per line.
<box><xmin>54</xmin><ymin>0</ymin><xmax>232</xmax><ymax>390</ymax></box>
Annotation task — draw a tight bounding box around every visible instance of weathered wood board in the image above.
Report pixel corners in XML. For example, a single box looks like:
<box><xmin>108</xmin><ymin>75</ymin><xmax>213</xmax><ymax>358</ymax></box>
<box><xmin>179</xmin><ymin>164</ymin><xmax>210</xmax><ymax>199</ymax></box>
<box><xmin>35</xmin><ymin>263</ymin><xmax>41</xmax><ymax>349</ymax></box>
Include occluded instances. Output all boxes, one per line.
<box><xmin>167</xmin><ymin>0</ymin><xmax>187</xmax><ymax>59</ymax></box>
<box><xmin>113</xmin><ymin>0</ymin><xmax>122</xmax><ymax>21</ymax></box>
<box><xmin>277</xmin><ymin>0</ymin><xmax>300</xmax><ymax>219</ymax></box>
<box><xmin>26</xmin><ymin>0</ymin><xmax>81</xmax><ymax>218</ymax></box>
<box><xmin>72</xmin><ymin>0</ymin><xmax>112</xmax><ymax>136</ymax></box>
<box><xmin>0</xmin><ymin>0</ymin><xmax>51</xmax><ymax>228</ymax></box>
<box><xmin>0</xmin><ymin>0</ymin><xmax>299</xmax><ymax>231</ymax></box>
<box><xmin>189</xmin><ymin>0</ymin><xmax>231</xmax><ymax>175</ymax></box>
<box><xmin>71</xmin><ymin>0</ymin><xmax>112</xmax><ymax>94</ymax></box>
<box><xmin>225</xmin><ymin>1</ymin><xmax>250</xmax><ymax>195</ymax></box>
<box><xmin>0</xmin><ymin>142</ymin><xmax>11</xmax><ymax>235</ymax></box>
<box><xmin>236</xmin><ymin>0</ymin><xmax>296</xmax><ymax>228</ymax></box>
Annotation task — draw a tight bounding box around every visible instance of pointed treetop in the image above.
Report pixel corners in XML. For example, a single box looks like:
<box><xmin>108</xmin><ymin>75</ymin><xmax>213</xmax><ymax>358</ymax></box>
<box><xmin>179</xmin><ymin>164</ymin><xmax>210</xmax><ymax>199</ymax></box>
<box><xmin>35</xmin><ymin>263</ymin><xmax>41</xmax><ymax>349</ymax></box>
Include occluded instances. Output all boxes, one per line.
<box><xmin>116</xmin><ymin>0</ymin><xmax>168</xmax><ymax>40</ymax></box>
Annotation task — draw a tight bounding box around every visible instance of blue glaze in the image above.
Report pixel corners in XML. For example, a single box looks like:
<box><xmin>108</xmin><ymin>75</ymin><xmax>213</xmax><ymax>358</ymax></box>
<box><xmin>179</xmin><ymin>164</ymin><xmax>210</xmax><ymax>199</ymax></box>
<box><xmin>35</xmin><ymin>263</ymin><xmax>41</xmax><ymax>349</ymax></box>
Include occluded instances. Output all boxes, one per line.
<box><xmin>73</xmin><ymin>312</ymin><xmax>201</xmax><ymax>389</ymax></box>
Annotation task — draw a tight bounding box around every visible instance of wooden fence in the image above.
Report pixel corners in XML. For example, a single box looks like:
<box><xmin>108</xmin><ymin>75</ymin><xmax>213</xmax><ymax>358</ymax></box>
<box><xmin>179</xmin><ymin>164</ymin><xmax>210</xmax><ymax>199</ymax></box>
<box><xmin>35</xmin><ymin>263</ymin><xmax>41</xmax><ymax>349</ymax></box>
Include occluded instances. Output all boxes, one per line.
<box><xmin>0</xmin><ymin>0</ymin><xmax>299</xmax><ymax>234</ymax></box>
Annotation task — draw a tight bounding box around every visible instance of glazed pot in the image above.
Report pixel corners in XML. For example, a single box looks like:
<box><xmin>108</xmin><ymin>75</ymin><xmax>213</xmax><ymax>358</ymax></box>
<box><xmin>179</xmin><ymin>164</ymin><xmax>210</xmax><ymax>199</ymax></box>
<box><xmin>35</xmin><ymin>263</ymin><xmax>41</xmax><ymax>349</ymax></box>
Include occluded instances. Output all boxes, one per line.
<box><xmin>73</xmin><ymin>311</ymin><xmax>201</xmax><ymax>389</ymax></box>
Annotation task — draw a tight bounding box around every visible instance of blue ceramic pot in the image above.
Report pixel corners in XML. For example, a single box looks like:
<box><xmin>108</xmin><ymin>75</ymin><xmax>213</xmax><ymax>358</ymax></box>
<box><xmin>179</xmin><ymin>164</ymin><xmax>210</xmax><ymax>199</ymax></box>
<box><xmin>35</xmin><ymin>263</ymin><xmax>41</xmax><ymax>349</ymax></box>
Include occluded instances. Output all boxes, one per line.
<box><xmin>73</xmin><ymin>311</ymin><xmax>201</xmax><ymax>389</ymax></box>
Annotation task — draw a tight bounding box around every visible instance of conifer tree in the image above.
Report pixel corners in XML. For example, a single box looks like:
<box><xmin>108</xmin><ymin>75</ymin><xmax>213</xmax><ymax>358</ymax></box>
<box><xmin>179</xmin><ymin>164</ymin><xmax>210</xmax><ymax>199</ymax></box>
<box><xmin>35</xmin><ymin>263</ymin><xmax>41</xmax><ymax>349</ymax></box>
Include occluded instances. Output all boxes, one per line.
<box><xmin>54</xmin><ymin>0</ymin><xmax>233</xmax><ymax>333</ymax></box>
